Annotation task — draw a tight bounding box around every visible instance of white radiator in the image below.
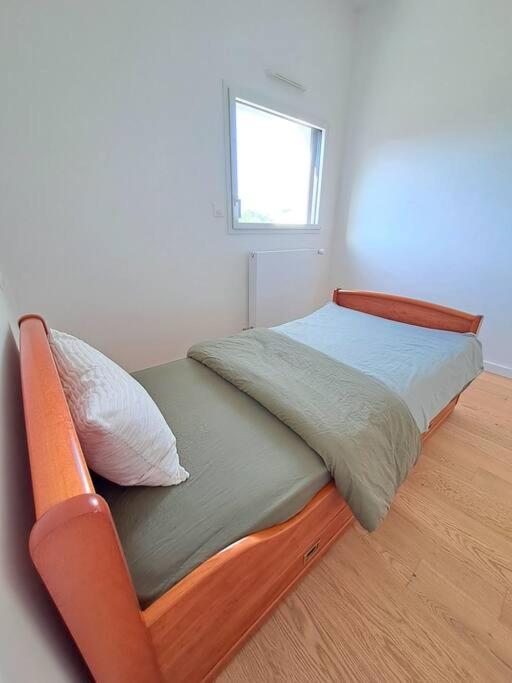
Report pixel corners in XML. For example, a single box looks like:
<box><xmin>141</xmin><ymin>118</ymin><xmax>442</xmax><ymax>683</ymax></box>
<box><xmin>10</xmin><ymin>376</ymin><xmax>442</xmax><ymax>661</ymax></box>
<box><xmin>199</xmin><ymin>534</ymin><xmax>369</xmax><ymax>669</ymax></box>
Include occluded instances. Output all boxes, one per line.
<box><xmin>248</xmin><ymin>248</ymin><xmax>327</xmax><ymax>328</ymax></box>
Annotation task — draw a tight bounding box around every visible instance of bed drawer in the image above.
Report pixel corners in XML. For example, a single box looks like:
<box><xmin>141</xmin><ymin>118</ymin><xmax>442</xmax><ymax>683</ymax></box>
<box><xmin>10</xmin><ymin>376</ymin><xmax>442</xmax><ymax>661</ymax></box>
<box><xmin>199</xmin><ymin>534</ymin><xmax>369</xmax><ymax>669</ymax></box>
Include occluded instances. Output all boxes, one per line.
<box><xmin>145</xmin><ymin>483</ymin><xmax>353</xmax><ymax>682</ymax></box>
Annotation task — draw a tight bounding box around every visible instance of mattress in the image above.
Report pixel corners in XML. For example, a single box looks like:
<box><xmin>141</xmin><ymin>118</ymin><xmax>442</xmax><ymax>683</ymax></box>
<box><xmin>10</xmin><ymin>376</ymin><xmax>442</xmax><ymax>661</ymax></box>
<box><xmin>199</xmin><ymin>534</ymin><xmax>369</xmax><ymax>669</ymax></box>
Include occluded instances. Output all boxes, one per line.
<box><xmin>276</xmin><ymin>303</ymin><xmax>483</xmax><ymax>432</ymax></box>
<box><xmin>96</xmin><ymin>357</ymin><xmax>330</xmax><ymax>608</ymax></box>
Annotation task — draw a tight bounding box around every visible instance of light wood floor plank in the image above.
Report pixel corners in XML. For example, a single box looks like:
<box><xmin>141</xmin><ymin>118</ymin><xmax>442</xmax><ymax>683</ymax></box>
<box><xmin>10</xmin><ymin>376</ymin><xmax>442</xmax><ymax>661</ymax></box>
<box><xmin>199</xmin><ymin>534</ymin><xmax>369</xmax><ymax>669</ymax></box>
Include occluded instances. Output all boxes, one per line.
<box><xmin>358</xmin><ymin>507</ymin><xmax>506</xmax><ymax>618</ymax></box>
<box><xmin>217</xmin><ymin>373</ymin><xmax>512</xmax><ymax>682</ymax></box>
<box><xmin>472</xmin><ymin>467</ymin><xmax>512</xmax><ymax>499</ymax></box>
<box><xmin>500</xmin><ymin>591</ymin><xmax>512</xmax><ymax>630</ymax></box>
<box><xmin>395</xmin><ymin>482</ymin><xmax>512</xmax><ymax>590</ymax></box>
<box><xmin>480</xmin><ymin>372</ymin><xmax>512</xmax><ymax>388</ymax></box>
<box><xmin>320</xmin><ymin>531</ymin><xmax>509</xmax><ymax>682</ymax></box>
<box><xmin>426</xmin><ymin>425</ymin><xmax>512</xmax><ymax>486</ymax></box>
<box><xmin>412</xmin><ymin>458</ymin><xmax>512</xmax><ymax>539</ymax></box>
<box><xmin>450</xmin><ymin>400</ymin><xmax>512</xmax><ymax>450</ymax></box>
<box><xmin>407</xmin><ymin>560</ymin><xmax>512</xmax><ymax>675</ymax></box>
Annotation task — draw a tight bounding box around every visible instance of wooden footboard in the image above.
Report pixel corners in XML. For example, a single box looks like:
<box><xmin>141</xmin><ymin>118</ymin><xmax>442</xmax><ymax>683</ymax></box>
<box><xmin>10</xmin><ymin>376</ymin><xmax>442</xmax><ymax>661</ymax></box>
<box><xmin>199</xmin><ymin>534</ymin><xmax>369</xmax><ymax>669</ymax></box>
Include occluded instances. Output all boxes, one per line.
<box><xmin>332</xmin><ymin>289</ymin><xmax>483</xmax><ymax>334</ymax></box>
<box><xmin>18</xmin><ymin>292</ymin><xmax>482</xmax><ymax>682</ymax></box>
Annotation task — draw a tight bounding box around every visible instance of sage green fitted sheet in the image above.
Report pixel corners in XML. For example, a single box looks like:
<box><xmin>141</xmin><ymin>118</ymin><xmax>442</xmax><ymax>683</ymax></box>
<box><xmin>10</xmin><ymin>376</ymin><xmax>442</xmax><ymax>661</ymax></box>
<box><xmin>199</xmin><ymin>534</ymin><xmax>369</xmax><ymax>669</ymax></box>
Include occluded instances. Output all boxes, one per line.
<box><xmin>96</xmin><ymin>357</ymin><xmax>330</xmax><ymax>608</ymax></box>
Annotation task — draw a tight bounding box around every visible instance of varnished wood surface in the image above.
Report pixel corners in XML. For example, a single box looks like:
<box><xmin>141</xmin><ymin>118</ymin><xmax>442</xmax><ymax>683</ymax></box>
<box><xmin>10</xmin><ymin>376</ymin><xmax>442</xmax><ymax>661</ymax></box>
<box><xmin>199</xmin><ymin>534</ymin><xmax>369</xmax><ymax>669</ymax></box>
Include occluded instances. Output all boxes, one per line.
<box><xmin>31</xmin><ymin>494</ymin><xmax>162</xmax><ymax>683</ymax></box>
<box><xmin>333</xmin><ymin>289</ymin><xmax>483</xmax><ymax>334</ymax></box>
<box><xmin>422</xmin><ymin>394</ymin><xmax>459</xmax><ymax>440</ymax></box>
<box><xmin>19</xmin><ymin>316</ymin><xmax>94</xmax><ymax>518</ymax></box>
<box><xmin>145</xmin><ymin>485</ymin><xmax>353</xmax><ymax>683</ymax></box>
<box><xmin>217</xmin><ymin>372</ymin><xmax>512</xmax><ymax>683</ymax></box>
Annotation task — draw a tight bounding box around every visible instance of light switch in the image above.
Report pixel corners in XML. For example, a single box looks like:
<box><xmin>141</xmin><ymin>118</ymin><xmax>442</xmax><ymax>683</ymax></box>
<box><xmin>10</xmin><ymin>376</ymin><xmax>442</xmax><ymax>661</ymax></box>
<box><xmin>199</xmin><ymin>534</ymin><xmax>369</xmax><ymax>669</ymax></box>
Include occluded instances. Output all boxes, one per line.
<box><xmin>212</xmin><ymin>203</ymin><xmax>225</xmax><ymax>218</ymax></box>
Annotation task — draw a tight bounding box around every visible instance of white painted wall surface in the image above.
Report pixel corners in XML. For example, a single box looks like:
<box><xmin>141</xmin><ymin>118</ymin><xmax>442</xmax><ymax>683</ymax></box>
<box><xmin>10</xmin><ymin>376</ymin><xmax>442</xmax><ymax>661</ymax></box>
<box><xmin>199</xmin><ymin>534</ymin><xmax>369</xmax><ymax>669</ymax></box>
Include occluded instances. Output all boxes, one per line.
<box><xmin>0</xmin><ymin>290</ymin><xmax>87</xmax><ymax>682</ymax></box>
<box><xmin>331</xmin><ymin>0</ymin><xmax>512</xmax><ymax>374</ymax></box>
<box><xmin>0</xmin><ymin>0</ymin><xmax>354</xmax><ymax>371</ymax></box>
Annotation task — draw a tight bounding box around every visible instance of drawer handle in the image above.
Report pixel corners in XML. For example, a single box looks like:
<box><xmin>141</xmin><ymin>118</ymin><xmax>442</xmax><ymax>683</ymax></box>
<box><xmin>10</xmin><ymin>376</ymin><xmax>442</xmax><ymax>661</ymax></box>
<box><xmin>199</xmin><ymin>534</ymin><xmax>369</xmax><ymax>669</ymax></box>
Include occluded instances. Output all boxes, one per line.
<box><xmin>303</xmin><ymin>540</ymin><xmax>320</xmax><ymax>564</ymax></box>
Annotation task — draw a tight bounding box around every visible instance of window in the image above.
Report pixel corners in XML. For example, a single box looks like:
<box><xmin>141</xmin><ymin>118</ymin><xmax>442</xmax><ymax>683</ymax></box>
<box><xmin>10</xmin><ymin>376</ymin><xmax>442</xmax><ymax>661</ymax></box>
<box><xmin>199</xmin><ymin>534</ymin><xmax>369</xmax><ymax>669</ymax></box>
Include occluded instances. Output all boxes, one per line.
<box><xmin>226</xmin><ymin>87</ymin><xmax>325</xmax><ymax>231</ymax></box>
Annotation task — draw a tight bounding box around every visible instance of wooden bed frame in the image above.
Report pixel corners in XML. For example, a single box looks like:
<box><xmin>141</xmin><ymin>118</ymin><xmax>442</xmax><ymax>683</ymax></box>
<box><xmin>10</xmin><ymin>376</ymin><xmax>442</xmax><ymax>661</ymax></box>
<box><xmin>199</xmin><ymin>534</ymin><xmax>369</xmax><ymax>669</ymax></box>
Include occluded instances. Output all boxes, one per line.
<box><xmin>19</xmin><ymin>291</ymin><xmax>483</xmax><ymax>683</ymax></box>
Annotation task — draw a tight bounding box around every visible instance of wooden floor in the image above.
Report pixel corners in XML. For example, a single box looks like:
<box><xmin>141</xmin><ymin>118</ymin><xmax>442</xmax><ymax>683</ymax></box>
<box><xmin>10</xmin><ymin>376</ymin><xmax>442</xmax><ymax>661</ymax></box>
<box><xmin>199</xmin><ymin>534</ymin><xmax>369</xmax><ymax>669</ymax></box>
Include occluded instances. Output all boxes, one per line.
<box><xmin>217</xmin><ymin>373</ymin><xmax>512</xmax><ymax>682</ymax></box>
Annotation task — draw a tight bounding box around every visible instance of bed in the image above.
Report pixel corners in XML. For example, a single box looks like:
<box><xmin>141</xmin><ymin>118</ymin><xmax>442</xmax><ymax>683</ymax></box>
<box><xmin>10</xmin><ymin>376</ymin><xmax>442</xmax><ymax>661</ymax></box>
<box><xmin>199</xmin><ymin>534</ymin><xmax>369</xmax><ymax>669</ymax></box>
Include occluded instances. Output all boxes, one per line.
<box><xmin>19</xmin><ymin>290</ymin><xmax>483</xmax><ymax>683</ymax></box>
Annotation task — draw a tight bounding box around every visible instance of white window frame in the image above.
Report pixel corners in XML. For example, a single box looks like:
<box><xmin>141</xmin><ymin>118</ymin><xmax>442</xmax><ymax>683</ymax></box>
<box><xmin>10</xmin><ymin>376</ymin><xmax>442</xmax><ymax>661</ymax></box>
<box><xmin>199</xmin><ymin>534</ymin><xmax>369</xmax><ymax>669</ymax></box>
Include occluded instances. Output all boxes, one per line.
<box><xmin>224</xmin><ymin>83</ymin><xmax>326</xmax><ymax>233</ymax></box>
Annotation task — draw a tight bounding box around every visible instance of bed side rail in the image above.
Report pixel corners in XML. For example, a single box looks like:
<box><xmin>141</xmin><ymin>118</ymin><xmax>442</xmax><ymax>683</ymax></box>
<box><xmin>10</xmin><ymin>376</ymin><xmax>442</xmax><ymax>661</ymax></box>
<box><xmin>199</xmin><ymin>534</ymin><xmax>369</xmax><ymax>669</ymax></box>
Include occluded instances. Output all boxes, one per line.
<box><xmin>333</xmin><ymin>289</ymin><xmax>483</xmax><ymax>334</ymax></box>
<box><xmin>19</xmin><ymin>315</ymin><xmax>161</xmax><ymax>682</ymax></box>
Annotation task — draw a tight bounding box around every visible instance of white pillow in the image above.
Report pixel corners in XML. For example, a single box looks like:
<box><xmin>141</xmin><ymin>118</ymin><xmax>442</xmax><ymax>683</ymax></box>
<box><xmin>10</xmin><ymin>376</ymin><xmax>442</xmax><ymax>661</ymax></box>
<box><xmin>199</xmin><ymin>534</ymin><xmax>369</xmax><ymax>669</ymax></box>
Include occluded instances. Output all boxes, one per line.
<box><xmin>49</xmin><ymin>329</ymin><xmax>189</xmax><ymax>487</ymax></box>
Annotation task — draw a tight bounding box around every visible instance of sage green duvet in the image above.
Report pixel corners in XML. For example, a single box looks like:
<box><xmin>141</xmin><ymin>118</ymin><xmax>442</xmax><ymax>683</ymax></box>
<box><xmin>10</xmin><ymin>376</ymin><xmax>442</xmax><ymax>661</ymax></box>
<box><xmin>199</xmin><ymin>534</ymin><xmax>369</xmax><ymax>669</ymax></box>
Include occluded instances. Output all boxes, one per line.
<box><xmin>189</xmin><ymin>328</ymin><xmax>421</xmax><ymax>532</ymax></box>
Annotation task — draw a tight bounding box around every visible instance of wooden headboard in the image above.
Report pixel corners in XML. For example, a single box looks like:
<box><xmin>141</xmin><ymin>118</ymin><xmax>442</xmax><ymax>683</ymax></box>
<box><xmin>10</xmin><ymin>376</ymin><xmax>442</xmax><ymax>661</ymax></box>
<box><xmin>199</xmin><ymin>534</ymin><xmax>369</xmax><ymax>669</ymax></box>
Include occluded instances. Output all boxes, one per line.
<box><xmin>332</xmin><ymin>289</ymin><xmax>483</xmax><ymax>334</ymax></box>
<box><xmin>18</xmin><ymin>315</ymin><xmax>161</xmax><ymax>682</ymax></box>
<box><xmin>18</xmin><ymin>314</ymin><xmax>94</xmax><ymax>518</ymax></box>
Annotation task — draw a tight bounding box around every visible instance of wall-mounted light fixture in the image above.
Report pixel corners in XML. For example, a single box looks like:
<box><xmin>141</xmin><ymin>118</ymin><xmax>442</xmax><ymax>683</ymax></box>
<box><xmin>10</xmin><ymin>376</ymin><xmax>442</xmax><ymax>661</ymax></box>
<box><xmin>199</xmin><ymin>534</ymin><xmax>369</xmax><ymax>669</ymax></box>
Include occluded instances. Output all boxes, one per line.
<box><xmin>265</xmin><ymin>70</ymin><xmax>306</xmax><ymax>92</ymax></box>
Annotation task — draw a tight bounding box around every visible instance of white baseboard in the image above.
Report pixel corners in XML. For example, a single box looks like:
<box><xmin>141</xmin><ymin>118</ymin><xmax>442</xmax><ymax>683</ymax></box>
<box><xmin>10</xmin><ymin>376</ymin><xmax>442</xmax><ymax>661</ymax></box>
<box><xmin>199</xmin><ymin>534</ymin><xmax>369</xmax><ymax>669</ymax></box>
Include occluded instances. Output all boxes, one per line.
<box><xmin>483</xmin><ymin>361</ymin><xmax>512</xmax><ymax>379</ymax></box>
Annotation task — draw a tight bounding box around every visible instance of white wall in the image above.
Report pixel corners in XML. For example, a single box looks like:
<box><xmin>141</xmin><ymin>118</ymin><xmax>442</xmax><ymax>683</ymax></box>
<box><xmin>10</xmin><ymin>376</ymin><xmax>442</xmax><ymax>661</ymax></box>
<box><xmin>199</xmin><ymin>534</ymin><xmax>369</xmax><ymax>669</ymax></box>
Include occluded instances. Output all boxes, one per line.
<box><xmin>0</xmin><ymin>290</ymin><xmax>87</xmax><ymax>682</ymax></box>
<box><xmin>0</xmin><ymin>0</ymin><xmax>354</xmax><ymax>371</ymax></box>
<box><xmin>331</xmin><ymin>0</ymin><xmax>512</xmax><ymax>375</ymax></box>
